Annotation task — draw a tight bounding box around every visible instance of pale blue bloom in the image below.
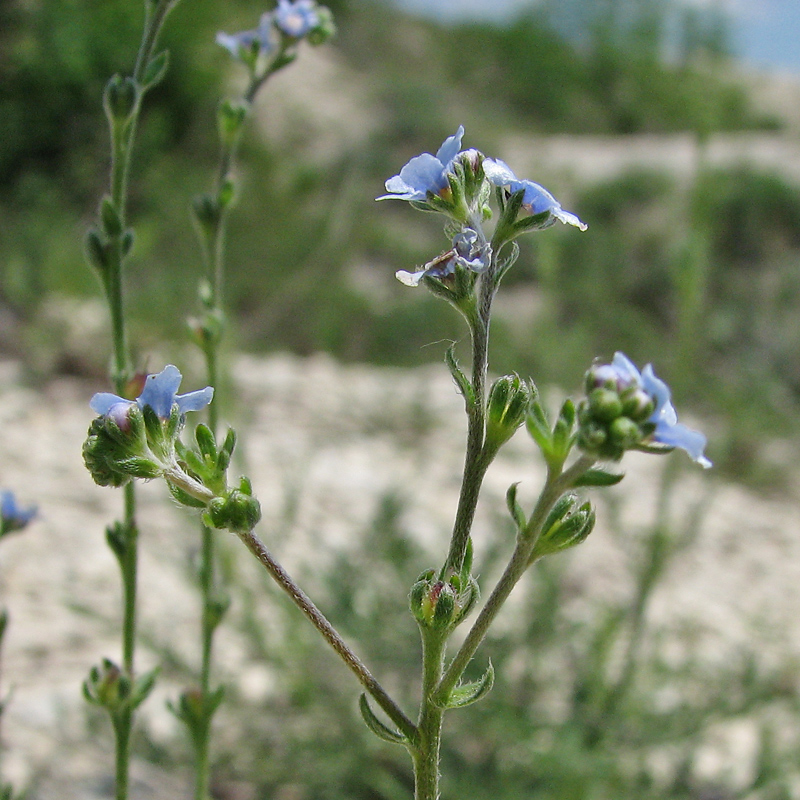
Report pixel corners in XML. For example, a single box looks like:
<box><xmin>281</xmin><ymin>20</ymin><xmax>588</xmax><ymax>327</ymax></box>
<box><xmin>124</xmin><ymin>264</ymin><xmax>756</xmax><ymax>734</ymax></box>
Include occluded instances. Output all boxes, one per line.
<box><xmin>1</xmin><ymin>491</ymin><xmax>37</xmax><ymax>535</ymax></box>
<box><xmin>378</xmin><ymin>126</ymin><xmax>465</xmax><ymax>202</ymax></box>
<box><xmin>483</xmin><ymin>158</ymin><xmax>587</xmax><ymax>231</ymax></box>
<box><xmin>605</xmin><ymin>353</ymin><xmax>711</xmax><ymax>468</ymax></box>
<box><xmin>216</xmin><ymin>25</ymin><xmax>274</xmax><ymax>60</ymax></box>
<box><xmin>396</xmin><ymin>228</ymin><xmax>491</xmax><ymax>287</ymax></box>
<box><xmin>274</xmin><ymin>0</ymin><xmax>319</xmax><ymax>37</ymax></box>
<box><xmin>90</xmin><ymin>365</ymin><xmax>213</xmax><ymax>421</ymax></box>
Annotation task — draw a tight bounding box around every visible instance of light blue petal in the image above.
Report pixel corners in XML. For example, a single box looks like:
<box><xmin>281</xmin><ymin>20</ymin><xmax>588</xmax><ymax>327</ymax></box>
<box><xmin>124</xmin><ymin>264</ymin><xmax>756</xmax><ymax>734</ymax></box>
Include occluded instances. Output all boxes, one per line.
<box><xmin>641</xmin><ymin>365</ymin><xmax>678</xmax><ymax>426</ymax></box>
<box><xmin>90</xmin><ymin>392</ymin><xmax>129</xmax><ymax>415</ymax></box>
<box><xmin>435</xmin><ymin>125</ymin><xmax>465</xmax><ymax>166</ymax></box>
<box><xmin>176</xmin><ymin>386</ymin><xmax>215</xmax><ymax>413</ymax></box>
<box><xmin>483</xmin><ymin>158</ymin><xmax>517</xmax><ymax>186</ymax></box>
<box><xmin>379</xmin><ymin>153</ymin><xmax>447</xmax><ymax>201</ymax></box>
<box><xmin>653</xmin><ymin>421</ymin><xmax>711</xmax><ymax>468</ymax></box>
<box><xmin>138</xmin><ymin>365</ymin><xmax>182</xmax><ymax>419</ymax></box>
<box><xmin>611</xmin><ymin>352</ymin><xmax>642</xmax><ymax>386</ymax></box>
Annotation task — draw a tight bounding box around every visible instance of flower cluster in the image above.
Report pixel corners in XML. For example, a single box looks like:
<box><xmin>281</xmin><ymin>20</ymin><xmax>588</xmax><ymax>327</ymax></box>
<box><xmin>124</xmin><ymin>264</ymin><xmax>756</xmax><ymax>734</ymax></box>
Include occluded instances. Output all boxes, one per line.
<box><xmin>577</xmin><ymin>352</ymin><xmax>711</xmax><ymax>467</ymax></box>
<box><xmin>217</xmin><ymin>0</ymin><xmax>334</xmax><ymax>66</ymax></box>
<box><xmin>379</xmin><ymin>126</ymin><xmax>586</xmax><ymax>291</ymax></box>
<box><xmin>84</xmin><ymin>365</ymin><xmax>213</xmax><ymax>490</ymax></box>
<box><xmin>0</xmin><ymin>491</ymin><xmax>37</xmax><ymax>537</ymax></box>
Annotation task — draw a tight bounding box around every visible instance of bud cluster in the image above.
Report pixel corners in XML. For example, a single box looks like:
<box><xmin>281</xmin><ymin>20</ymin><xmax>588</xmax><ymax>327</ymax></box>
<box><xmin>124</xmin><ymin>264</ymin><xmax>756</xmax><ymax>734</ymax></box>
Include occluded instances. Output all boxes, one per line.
<box><xmin>577</xmin><ymin>363</ymin><xmax>656</xmax><ymax>462</ymax></box>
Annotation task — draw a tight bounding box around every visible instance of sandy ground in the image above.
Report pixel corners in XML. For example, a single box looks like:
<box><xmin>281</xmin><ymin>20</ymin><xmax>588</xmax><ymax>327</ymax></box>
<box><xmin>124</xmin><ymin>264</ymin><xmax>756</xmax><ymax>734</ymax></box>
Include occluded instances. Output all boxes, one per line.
<box><xmin>0</xmin><ymin>353</ymin><xmax>799</xmax><ymax>798</ymax></box>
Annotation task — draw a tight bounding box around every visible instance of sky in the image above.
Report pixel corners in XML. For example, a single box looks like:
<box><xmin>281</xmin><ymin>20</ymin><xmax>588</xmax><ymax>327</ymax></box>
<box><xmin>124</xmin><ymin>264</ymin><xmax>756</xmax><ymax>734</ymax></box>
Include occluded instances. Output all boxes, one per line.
<box><xmin>390</xmin><ymin>0</ymin><xmax>800</xmax><ymax>75</ymax></box>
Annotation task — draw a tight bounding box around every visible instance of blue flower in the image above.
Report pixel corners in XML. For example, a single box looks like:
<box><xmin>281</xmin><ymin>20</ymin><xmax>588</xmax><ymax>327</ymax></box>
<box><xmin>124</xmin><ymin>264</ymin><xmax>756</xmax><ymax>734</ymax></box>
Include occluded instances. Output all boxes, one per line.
<box><xmin>274</xmin><ymin>0</ymin><xmax>319</xmax><ymax>37</ymax></box>
<box><xmin>483</xmin><ymin>158</ymin><xmax>587</xmax><ymax>231</ymax></box>
<box><xmin>90</xmin><ymin>365</ymin><xmax>214</xmax><ymax>421</ymax></box>
<box><xmin>378</xmin><ymin>126</ymin><xmax>465</xmax><ymax>202</ymax></box>
<box><xmin>602</xmin><ymin>353</ymin><xmax>711</xmax><ymax>468</ymax></box>
<box><xmin>216</xmin><ymin>26</ymin><xmax>274</xmax><ymax>61</ymax></box>
<box><xmin>396</xmin><ymin>227</ymin><xmax>491</xmax><ymax>287</ymax></box>
<box><xmin>1</xmin><ymin>491</ymin><xmax>37</xmax><ymax>535</ymax></box>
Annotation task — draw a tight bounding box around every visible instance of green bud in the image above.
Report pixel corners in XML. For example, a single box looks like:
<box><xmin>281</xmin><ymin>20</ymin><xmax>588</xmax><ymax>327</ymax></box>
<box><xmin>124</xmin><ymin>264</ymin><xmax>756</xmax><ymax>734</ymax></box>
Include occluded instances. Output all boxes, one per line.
<box><xmin>103</xmin><ymin>74</ymin><xmax>139</xmax><ymax>124</ymax></box>
<box><xmin>486</xmin><ymin>374</ymin><xmax>533</xmax><ymax>453</ymax></box>
<box><xmin>83</xmin><ymin>658</ymin><xmax>131</xmax><ymax>711</ymax></box>
<box><xmin>588</xmin><ymin>388</ymin><xmax>623</xmax><ymax>422</ymax></box>
<box><xmin>533</xmin><ymin>497</ymin><xmax>596</xmax><ymax>559</ymax></box>
<box><xmin>204</xmin><ymin>487</ymin><xmax>261</xmax><ymax>533</ymax></box>
<box><xmin>608</xmin><ymin>416</ymin><xmax>642</xmax><ymax>449</ymax></box>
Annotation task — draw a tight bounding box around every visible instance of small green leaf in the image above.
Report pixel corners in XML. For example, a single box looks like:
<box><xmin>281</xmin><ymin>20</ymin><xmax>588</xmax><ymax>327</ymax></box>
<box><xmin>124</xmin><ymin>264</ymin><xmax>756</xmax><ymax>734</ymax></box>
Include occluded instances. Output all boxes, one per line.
<box><xmin>358</xmin><ymin>694</ymin><xmax>407</xmax><ymax>744</ymax></box>
<box><xmin>572</xmin><ymin>468</ymin><xmax>625</xmax><ymax>487</ymax></box>
<box><xmin>506</xmin><ymin>483</ymin><xmax>527</xmax><ymax>532</ymax></box>
<box><xmin>100</xmin><ymin>195</ymin><xmax>123</xmax><ymax>238</ymax></box>
<box><xmin>436</xmin><ymin>662</ymin><xmax>494</xmax><ymax>709</ymax></box>
<box><xmin>142</xmin><ymin>50</ymin><xmax>169</xmax><ymax>90</ymax></box>
<box><xmin>445</xmin><ymin>344</ymin><xmax>476</xmax><ymax>410</ymax></box>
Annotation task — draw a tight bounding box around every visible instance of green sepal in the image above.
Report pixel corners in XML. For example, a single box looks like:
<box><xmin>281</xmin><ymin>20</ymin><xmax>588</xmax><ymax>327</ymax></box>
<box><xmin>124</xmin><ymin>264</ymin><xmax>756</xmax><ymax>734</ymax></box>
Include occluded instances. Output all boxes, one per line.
<box><xmin>506</xmin><ymin>483</ymin><xmax>527</xmax><ymax>532</ymax></box>
<box><xmin>551</xmin><ymin>399</ymin><xmax>577</xmax><ymax>463</ymax></box>
<box><xmin>168</xmin><ymin>481</ymin><xmax>208</xmax><ymax>509</ymax></box>
<box><xmin>121</xmin><ymin>228</ymin><xmax>135</xmax><ymax>258</ymax></box>
<box><xmin>130</xmin><ymin>667</ymin><xmax>159</xmax><ymax>710</ymax></box>
<box><xmin>493</xmin><ymin>241</ymin><xmax>520</xmax><ymax>288</ymax></box>
<box><xmin>105</xmin><ymin>521</ymin><xmax>131</xmax><ymax>563</ymax></box>
<box><xmin>511</xmin><ymin>210</ymin><xmax>554</xmax><ymax>236</ymax></box>
<box><xmin>85</xmin><ymin>227</ymin><xmax>110</xmax><ymax>274</ymax></box>
<box><xmin>358</xmin><ymin>694</ymin><xmax>407</xmax><ymax>744</ymax></box>
<box><xmin>141</xmin><ymin>405</ymin><xmax>163</xmax><ymax>445</ymax></box>
<box><xmin>436</xmin><ymin>662</ymin><xmax>494</xmax><ymax>709</ymax></box>
<box><xmin>194</xmin><ymin>424</ymin><xmax>217</xmax><ymax>461</ymax></box>
<box><xmin>0</xmin><ymin>610</ymin><xmax>8</xmax><ymax>646</ymax></box>
<box><xmin>141</xmin><ymin>50</ymin><xmax>169</xmax><ymax>91</ymax></box>
<box><xmin>525</xmin><ymin>399</ymin><xmax>553</xmax><ymax>452</ymax></box>
<box><xmin>116</xmin><ymin>456</ymin><xmax>162</xmax><ymax>479</ymax></box>
<box><xmin>100</xmin><ymin>196</ymin><xmax>123</xmax><ymax>238</ymax></box>
<box><xmin>572</xmin><ymin>468</ymin><xmax>625</xmax><ymax>487</ymax></box>
<box><xmin>445</xmin><ymin>344</ymin><xmax>475</xmax><ymax>411</ymax></box>
<box><xmin>205</xmin><ymin>593</ymin><xmax>231</xmax><ymax>631</ymax></box>
<box><xmin>217</xmin><ymin>428</ymin><xmax>237</xmax><ymax>473</ymax></box>
<box><xmin>460</xmin><ymin>537</ymin><xmax>474</xmax><ymax>584</ymax></box>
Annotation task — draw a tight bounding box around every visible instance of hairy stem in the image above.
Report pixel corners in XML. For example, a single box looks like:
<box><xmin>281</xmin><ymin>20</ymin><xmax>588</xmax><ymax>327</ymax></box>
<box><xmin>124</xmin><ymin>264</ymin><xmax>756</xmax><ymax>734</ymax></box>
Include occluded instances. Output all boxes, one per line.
<box><xmin>236</xmin><ymin>527</ymin><xmax>417</xmax><ymax>742</ymax></box>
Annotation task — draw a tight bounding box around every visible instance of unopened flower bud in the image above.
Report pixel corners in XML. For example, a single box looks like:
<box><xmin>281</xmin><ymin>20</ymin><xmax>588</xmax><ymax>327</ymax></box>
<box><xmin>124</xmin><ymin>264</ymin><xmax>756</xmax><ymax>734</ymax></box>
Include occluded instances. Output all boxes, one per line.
<box><xmin>485</xmin><ymin>374</ymin><xmax>533</xmax><ymax>453</ymax></box>
<box><xmin>103</xmin><ymin>75</ymin><xmax>139</xmax><ymax>125</ymax></box>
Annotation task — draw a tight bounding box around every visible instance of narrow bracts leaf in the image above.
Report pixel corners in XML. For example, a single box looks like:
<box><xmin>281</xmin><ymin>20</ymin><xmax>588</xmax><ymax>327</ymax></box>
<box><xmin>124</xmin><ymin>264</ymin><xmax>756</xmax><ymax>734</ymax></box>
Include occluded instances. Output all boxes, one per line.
<box><xmin>445</xmin><ymin>344</ymin><xmax>476</xmax><ymax>410</ymax></box>
<box><xmin>572</xmin><ymin>468</ymin><xmax>625</xmax><ymax>487</ymax></box>
<box><xmin>436</xmin><ymin>662</ymin><xmax>494</xmax><ymax>709</ymax></box>
<box><xmin>142</xmin><ymin>50</ymin><xmax>169</xmax><ymax>90</ymax></box>
<box><xmin>358</xmin><ymin>694</ymin><xmax>406</xmax><ymax>744</ymax></box>
<box><xmin>506</xmin><ymin>483</ymin><xmax>527</xmax><ymax>532</ymax></box>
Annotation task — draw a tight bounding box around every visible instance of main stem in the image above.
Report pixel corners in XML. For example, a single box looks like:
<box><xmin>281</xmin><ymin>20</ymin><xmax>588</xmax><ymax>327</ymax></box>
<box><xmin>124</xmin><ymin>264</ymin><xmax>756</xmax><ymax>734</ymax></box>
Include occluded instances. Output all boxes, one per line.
<box><xmin>413</xmin><ymin>630</ymin><xmax>447</xmax><ymax>800</ymax></box>
<box><xmin>443</xmin><ymin>260</ymin><xmax>496</xmax><ymax>575</ymax></box>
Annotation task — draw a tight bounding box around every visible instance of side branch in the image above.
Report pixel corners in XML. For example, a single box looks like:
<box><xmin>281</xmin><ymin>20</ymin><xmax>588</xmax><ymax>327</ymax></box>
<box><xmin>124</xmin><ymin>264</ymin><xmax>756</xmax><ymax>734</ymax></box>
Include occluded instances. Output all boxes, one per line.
<box><xmin>236</xmin><ymin>527</ymin><xmax>418</xmax><ymax>743</ymax></box>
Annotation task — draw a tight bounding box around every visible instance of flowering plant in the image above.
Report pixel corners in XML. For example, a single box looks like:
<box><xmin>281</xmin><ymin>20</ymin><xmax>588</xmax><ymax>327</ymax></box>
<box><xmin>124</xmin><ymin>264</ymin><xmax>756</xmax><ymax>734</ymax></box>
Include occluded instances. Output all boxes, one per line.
<box><xmin>78</xmin><ymin>1</ymin><xmax>711</xmax><ymax>795</ymax></box>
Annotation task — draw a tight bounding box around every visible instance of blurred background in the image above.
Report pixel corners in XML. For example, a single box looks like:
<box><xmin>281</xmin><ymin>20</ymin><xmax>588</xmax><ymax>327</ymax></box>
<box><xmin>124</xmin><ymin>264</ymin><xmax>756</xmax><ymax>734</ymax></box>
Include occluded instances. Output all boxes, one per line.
<box><xmin>3</xmin><ymin>0</ymin><xmax>800</xmax><ymax>797</ymax></box>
